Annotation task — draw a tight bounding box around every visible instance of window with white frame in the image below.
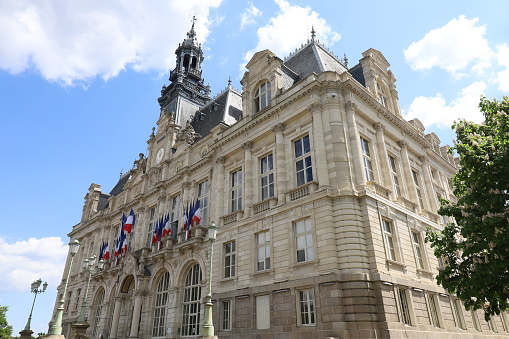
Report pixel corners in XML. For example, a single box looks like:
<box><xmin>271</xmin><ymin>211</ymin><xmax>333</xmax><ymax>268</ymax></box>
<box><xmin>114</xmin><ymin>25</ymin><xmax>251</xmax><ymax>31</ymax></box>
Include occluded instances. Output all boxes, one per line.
<box><xmin>260</xmin><ymin>154</ymin><xmax>275</xmax><ymax>200</ymax></box>
<box><xmin>427</xmin><ymin>293</ymin><xmax>442</xmax><ymax>328</ymax></box>
<box><xmin>377</xmin><ymin>82</ymin><xmax>388</xmax><ymax>108</ymax></box>
<box><xmin>198</xmin><ymin>180</ymin><xmax>209</xmax><ymax>225</ymax></box>
<box><xmin>412</xmin><ymin>232</ymin><xmax>425</xmax><ymax>270</ymax></box>
<box><xmin>256</xmin><ymin>231</ymin><xmax>271</xmax><ymax>271</ymax></box>
<box><xmin>382</xmin><ymin>220</ymin><xmax>396</xmax><ymax>261</ymax></box>
<box><xmin>256</xmin><ymin>295</ymin><xmax>270</xmax><ymax>329</ymax></box>
<box><xmin>146</xmin><ymin>206</ymin><xmax>158</xmax><ymax>247</ymax></box>
<box><xmin>452</xmin><ymin>299</ymin><xmax>466</xmax><ymax>329</ymax></box>
<box><xmin>388</xmin><ymin>155</ymin><xmax>401</xmax><ymax>196</ymax></box>
<box><xmin>231</xmin><ymin>169</ymin><xmax>243</xmax><ymax>212</ymax></box>
<box><xmin>294</xmin><ymin>136</ymin><xmax>313</xmax><ymax>186</ymax></box>
<box><xmin>397</xmin><ymin>288</ymin><xmax>413</xmax><ymax>325</ymax></box>
<box><xmin>412</xmin><ymin>170</ymin><xmax>424</xmax><ymax>210</ymax></box>
<box><xmin>254</xmin><ymin>81</ymin><xmax>271</xmax><ymax>112</ymax></box>
<box><xmin>471</xmin><ymin>309</ymin><xmax>482</xmax><ymax>331</ymax></box>
<box><xmin>295</xmin><ymin>219</ymin><xmax>314</xmax><ymax>263</ymax></box>
<box><xmin>360</xmin><ymin>137</ymin><xmax>374</xmax><ymax>181</ymax></box>
<box><xmin>298</xmin><ymin>289</ymin><xmax>316</xmax><ymax>326</ymax></box>
<box><xmin>224</xmin><ymin>241</ymin><xmax>236</xmax><ymax>278</ymax></box>
<box><xmin>170</xmin><ymin>195</ymin><xmax>181</xmax><ymax>238</ymax></box>
<box><xmin>152</xmin><ymin>272</ymin><xmax>170</xmax><ymax>337</ymax></box>
<box><xmin>92</xmin><ymin>288</ymin><xmax>105</xmax><ymax>338</ymax></box>
<box><xmin>181</xmin><ymin>264</ymin><xmax>202</xmax><ymax>336</ymax></box>
<box><xmin>220</xmin><ymin>300</ymin><xmax>231</xmax><ymax>331</ymax></box>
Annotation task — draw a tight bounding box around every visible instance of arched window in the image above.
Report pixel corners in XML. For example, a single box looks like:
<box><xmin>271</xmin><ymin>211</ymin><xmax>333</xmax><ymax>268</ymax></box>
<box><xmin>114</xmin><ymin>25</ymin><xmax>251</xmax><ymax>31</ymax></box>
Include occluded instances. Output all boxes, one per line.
<box><xmin>153</xmin><ymin>271</ymin><xmax>171</xmax><ymax>337</ymax></box>
<box><xmin>92</xmin><ymin>288</ymin><xmax>105</xmax><ymax>338</ymax></box>
<box><xmin>181</xmin><ymin>264</ymin><xmax>202</xmax><ymax>336</ymax></box>
<box><xmin>254</xmin><ymin>81</ymin><xmax>271</xmax><ymax>112</ymax></box>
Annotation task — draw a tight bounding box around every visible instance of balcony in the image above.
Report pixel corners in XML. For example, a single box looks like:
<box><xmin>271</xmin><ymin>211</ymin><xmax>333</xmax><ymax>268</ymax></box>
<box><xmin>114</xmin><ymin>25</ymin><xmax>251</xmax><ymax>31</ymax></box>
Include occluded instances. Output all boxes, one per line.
<box><xmin>287</xmin><ymin>181</ymin><xmax>318</xmax><ymax>201</ymax></box>
<box><xmin>366</xmin><ymin>181</ymin><xmax>391</xmax><ymax>199</ymax></box>
<box><xmin>252</xmin><ymin>197</ymin><xmax>277</xmax><ymax>214</ymax></box>
<box><xmin>221</xmin><ymin>210</ymin><xmax>244</xmax><ymax>225</ymax></box>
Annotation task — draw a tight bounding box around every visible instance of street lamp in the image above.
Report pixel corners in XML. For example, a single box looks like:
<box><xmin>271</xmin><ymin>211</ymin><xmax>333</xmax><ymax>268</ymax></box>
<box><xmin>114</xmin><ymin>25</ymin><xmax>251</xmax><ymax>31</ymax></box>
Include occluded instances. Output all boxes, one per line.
<box><xmin>48</xmin><ymin>239</ymin><xmax>81</xmax><ymax>336</ymax></box>
<box><xmin>200</xmin><ymin>221</ymin><xmax>218</xmax><ymax>338</ymax></box>
<box><xmin>23</xmin><ymin>278</ymin><xmax>48</xmax><ymax>331</ymax></box>
<box><xmin>77</xmin><ymin>255</ymin><xmax>105</xmax><ymax>323</ymax></box>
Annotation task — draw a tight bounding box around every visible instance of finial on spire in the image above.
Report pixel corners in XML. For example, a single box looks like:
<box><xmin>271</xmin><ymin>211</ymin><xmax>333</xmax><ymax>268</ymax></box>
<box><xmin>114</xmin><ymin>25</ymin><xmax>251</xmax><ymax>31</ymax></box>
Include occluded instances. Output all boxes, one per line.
<box><xmin>227</xmin><ymin>76</ymin><xmax>232</xmax><ymax>89</ymax></box>
<box><xmin>343</xmin><ymin>53</ymin><xmax>348</xmax><ymax>68</ymax></box>
<box><xmin>311</xmin><ymin>26</ymin><xmax>316</xmax><ymax>42</ymax></box>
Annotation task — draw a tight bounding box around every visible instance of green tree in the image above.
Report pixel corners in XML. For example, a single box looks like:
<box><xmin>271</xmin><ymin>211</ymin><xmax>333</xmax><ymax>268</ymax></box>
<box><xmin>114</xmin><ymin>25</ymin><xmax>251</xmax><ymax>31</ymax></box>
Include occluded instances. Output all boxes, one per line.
<box><xmin>426</xmin><ymin>96</ymin><xmax>509</xmax><ymax>320</ymax></box>
<box><xmin>0</xmin><ymin>306</ymin><xmax>13</xmax><ymax>339</ymax></box>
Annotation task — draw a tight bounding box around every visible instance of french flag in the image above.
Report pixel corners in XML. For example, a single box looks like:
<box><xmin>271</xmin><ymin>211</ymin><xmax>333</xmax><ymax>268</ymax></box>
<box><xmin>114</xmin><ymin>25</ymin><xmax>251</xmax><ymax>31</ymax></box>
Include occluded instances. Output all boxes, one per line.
<box><xmin>191</xmin><ymin>200</ymin><xmax>201</xmax><ymax>226</ymax></box>
<box><xmin>102</xmin><ymin>242</ymin><xmax>110</xmax><ymax>260</ymax></box>
<box><xmin>151</xmin><ymin>219</ymin><xmax>160</xmax><ymax>244</ymax></box>
<box><xmin>162</xmin><ymin>214</ymin><xmax>171</xmax><ymax>238</ymax></box>
<box><xmin>123</xmin><ymin>209</ymin><xmax>135</xmax><ymax>234</ymax></box>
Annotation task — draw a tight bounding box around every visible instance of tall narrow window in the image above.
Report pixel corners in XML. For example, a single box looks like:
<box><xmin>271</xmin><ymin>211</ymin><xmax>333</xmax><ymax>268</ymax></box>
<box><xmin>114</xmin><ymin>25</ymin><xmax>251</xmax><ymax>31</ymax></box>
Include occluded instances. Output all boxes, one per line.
<box><xmin>360</xmin><ymin>137</ymin><xmax>374</xmax><ymax>181</ymax></box>
<box><xmin>471</xmin><ymin>309</ymin><xmax>482</xmax><ymax>331</ymax></box>
<box><xmin>198</xmin><ymin>181</ymin><xmax>209</xmax><ymax>225</ymax></box>
<box><xmin>412</xmin><ymin>232</ymin><xmax>425</xmax><ymax>269</ymax></box>
<box><xmin>382</xmin><ymin>220</ymin><xmax>396</xmax><ymax>261</ymax></box>
<box><xmin>221</xmin><ymin>300</ymin><xmax>231</xmax><ymax>331</ymax></box>
<box><xmin>181</xmin><ymin>264</ymin><xmax>202</xmax><ymax>336</ymax></box>
<box><xmin>389</xmin><ymin>155</ymin><xmax>401</xmax><ymax>196</ymax></box>
<box><xmin>74</xmin><ymin>288</ymin><xmax>81</xmax><ymax>311</ymax></box>
<box><xmin>147</xmin><ymin>207</ymin><xmax>158</xmax><ymax>247</ymax></box>
<box><xmin>427</xmin><ymin>294</ymin><xmax>441</xmax><ymax>328</ymax></box>
<box><xmin>224</xmin><ymin>241</ymin><xmax>236</xmax><ymax>278</ymax></box>
<box><xmin>170</xmin><ymin>195</ymin><xmax>181</xmax><ymax>238</ymax></box>
<box><xmin>256</xmin><ymin>231</ymin><xmax>271</xmax><ymax>271</ymax></box>
<box><xmin>294</xmin><ymin>136</ymin><xmax>313</xmax><ymax>186</ymax></box>
<box><xmin>254</xmin><ymin>81</ymin><xmax>271</xmax><ymax>112</ymax></box>
<box><xmin>452</xmin><ymin>299</ymin><xmax>466</xmax><ymax>329</ymax></box>
<box><xmin>412</xmin><ymin>170</ymin><xmax>424</xmax><ymax>209</ymax></box>
<box><xmin>260</xmin><ymin>154</ymin><xmax>275</xmax><ymax>200</ymax></box>
<box><xmin>377</xmin><ymin>83</ymin><xmax>388</xmax><ymax>108</ymax></box>
<box><xmin>298</xmin><ymin>289</ymin><xmax>316</xmax><ymax>326</ymax></box>
<box><xmin>66</xmin><ymin>291</ymin><xmax>72</xmax><ymax>312</ymax></box>
<box><xmin>295</xmin><ymin>219</ymin><xmax>314</xmax><ymax>263</ymax></box>
<box><xmin>398</xmin><ymin>288</ymin><xmax>412</xmax><ymax>325</ymax></box>
<box><xmin>256</xmin><ymin>295</ymin><xmax>270</xmax><ymax>329</ymax></box>
<box><xmin>92</xmin><ymin>288</ymin><xmax>105</xmax><ymax>338</ymax></box>
<box><xmin>153</xmin><ymin>272</ymin><xmax>170</xmax><ymax>337</ymax></box>
<box><xmin>231</xmin><ymin>169</ymin><xmax>243</xmax><ymax>212</ymax></box>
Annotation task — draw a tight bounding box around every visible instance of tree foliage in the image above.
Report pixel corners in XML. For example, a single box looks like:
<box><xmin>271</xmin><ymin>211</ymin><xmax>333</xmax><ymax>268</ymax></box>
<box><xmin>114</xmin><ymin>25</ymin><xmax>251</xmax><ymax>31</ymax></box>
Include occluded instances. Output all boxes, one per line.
<box><xmin>426</xmin><ymin>96</ymin><xmax>509</xmax><ymax>320</ymax></box>
<box><xmin>0</xmin><ymin>306</ymin><xmax>13</xmax><ymax>339</ymax></box>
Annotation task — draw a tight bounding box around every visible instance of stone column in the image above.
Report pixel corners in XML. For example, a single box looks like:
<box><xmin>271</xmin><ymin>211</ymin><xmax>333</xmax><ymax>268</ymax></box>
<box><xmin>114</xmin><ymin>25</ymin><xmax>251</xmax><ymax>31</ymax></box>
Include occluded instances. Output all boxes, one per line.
<box><xmin>135</xmin><ymin>207</ymin><xmax>146</xmax><ymax>249</ymax></box>
<box><xmin>182</xmin><ymin>181</ymin><xmax>191</xmax><ymax>210</ymax></box>
<box><xmin>129</xmin><ymin>293</ymin><xmax>143</xmax><ymax>338</ymax></box>
<box><xmin>242</xmin><ymin>141</ymin><xmax>253</xmax><ymax>215</ymax></box>
<box><xmin>309</xmin><ymin>103</ymin><xmax>330</xmax><ymax>189</ymax></box>
<box><xmin>345</xmin><ymin>101</ymin><xmax>366</xmax><ymax>186</ymax></box>
<box><xmin>420</xmin><ymin>155</ymin><xmax>438</xmax><ymax>212</ymax></box>
<box><xmin>398</xmin><ymin>141</ymin><xmax>419</xmax><ymax>204</ymax></box>
<box><xmin>374</xmin><ymin>123</ymin><xmax>392</xmax><ymax>192</ymax></box>
<box><xmin>109</xmin><ymin>298</ymin><xmax>122</xmax><ymax>339</ymax></box>
<box><xmin>215</xmin><ymin>156</ymin><xmax>226</xmax><ymax>222</ymax></box>
<box><xmin>272</xmin><ymin>123</ymin><xmax>287</xmax><ymax>204</ymax></box>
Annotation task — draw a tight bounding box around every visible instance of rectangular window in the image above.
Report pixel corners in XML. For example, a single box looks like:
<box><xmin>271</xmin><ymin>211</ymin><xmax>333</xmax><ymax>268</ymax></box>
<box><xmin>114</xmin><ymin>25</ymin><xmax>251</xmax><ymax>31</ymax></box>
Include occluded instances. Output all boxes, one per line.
<box><xmin>398</xmin><ymin>288</ymin><xmax>412</xmax><ymax>325</ymax></box>
<box><xmin>147</xmin><ymin>206</ymin><xmax>158</xmax><ymax>247</ymax></box>
<box><xmin>256</xmin><ymin>231</ymin><xmax>271</xmax><ymax>271</ymax></box>
<box><xmin>256</xmin><ymin>295</ymin><xmax>270</xmax><ymax>329</ymax></box>
<box><xmin>260</xmin><ymin>154</ymin><xmax>275</xmax><ymax>200</ymax></box>
<box><xmin>452</xmin><ymin>299</ymin><xmax>466</xmax><ymax>329</ymax></box>
<box><xmin>427</xmin><ymin>294</ymin><xmax>441</xmax><ymax>328</ymax></box>
<box><xmin>294</xmin><ymin>136</ymin><xmax>313</xmax><ymax>186</ymax></box>
<box><xmin>471</xmin><ymin>309</ymin><xmax>482</xmax><ymax>331</ymax></box>
<box><xmin>389</xmin><ymin>155</ymin><xmax>401</xmax><ymax>196</ymax></box>
<box><xmin>294</xmin><ymin>219</ymin><xmax>314</xmax><ymax>263</ymax></box>
<box><xmin>66</xmin><ymin>291</ymin><xmax>72</xmax><ymax>312</ymax></box>
<box><xmin>224</xmin><ymin>241</ymin><xmax>236</xmax><ymax>278</ymax></box>
<box><xmin>382</xmin><ymin>220</ymin><xmax>396</xmax><ymax>261</ymax></box>
<box><xmin>298</xmin><ymin>289</ymin><xmax>316</xmax><ymax>326</ymax></box>
<box><xmin>412</xmin><ymin>232</ymin><xmax>425</xmax><ymax>270</ymax></box>
<box><xmin>360</xmin><ymin>137</ymin><xmax>374</xmax><ymax>181</ymax></box>
<box><xmin>198</xmin><ymin>181</ymin><xmax>209</xmax><ymax>225</ymax></box>
<box><xmin>170</xmin><ymin>195</ymin><xmax>181</xmax><ymax>238</ymax></box>
<box><xmin>74</xmin><ymin>288</ymin><xmax>81</xmax><ymax>311</ymax></box>
<box><xmin>221</xmin><ymin>300</ymin><xmax>231</xmax><ymax>331</ymax></box>
<box><xmin>412</xmin><ymin>170</ymin><xmax>424</xmax><ymax>209</ymax></box>
<box><xmin>231</xmin><ymin>169</ymin><xmax>243</xmax><ymax>212</ymax></box>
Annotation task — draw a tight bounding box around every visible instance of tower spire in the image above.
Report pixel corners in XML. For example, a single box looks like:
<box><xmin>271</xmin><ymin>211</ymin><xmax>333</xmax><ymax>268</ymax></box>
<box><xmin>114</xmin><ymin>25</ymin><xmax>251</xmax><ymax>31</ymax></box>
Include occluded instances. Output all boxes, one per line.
<box><xmin>311</xmin><ymin>26</ymin><xmax>316</xmax><ymax>42</ymax></box>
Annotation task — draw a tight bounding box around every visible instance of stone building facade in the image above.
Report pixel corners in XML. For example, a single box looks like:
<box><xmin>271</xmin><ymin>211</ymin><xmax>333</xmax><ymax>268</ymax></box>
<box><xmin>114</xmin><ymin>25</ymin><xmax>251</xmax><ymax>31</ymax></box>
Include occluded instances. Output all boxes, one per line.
<box><xmin>50</xmin><ymin>25</ymin><xmax>509</xmax><ymax>339</ymax></box>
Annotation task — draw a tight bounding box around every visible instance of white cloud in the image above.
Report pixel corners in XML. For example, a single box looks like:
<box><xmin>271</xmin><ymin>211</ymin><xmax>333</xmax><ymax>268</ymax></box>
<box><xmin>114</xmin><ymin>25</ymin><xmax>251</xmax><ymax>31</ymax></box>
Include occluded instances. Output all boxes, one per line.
<box><xmin>0</xmin><ymin>237</ymin><xmax>68</xmax><ymax>293</ymax></box>
<box><xmin>404</xmin><ymin>81</ymin><xmax>486</xmax><ymax>129</ymax></box>
<box><xmin>240</xmin><ymin>0</ymin><xmax>340</xmax><ymax>74</ymax></box>
<box><xmin>240</xmin><ymin>1</ymin><xmax>262</xmax><ymax>30</ymax></box>
<box><xmin>0</xmin><ymin>0</ymin><xmax>223</xmax><ymax>86</ymax></box>
<box><xmin>404</xmin><ymin>16</ymin><xmax>492</xmax><ymax>77</ymax></box>
<box><xmin>494</xmin><ymin>43</ymin><xmax>509</xmax><ymax>92</ymax></box>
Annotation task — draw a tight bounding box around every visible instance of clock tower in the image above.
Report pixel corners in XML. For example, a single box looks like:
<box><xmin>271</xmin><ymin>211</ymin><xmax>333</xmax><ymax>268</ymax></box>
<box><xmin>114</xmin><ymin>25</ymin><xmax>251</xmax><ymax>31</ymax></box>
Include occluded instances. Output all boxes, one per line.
<box><xmin>157</xmin><ymin>17</ymin><xmax>212</xmax><ymax>126</ymax></box>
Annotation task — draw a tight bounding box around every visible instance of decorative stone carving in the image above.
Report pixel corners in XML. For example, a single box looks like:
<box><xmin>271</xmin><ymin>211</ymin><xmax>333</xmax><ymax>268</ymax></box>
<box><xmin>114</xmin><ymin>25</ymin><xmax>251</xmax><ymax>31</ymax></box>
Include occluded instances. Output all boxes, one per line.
<box><xmin>242</xmin><ymin>141</ymin><xmax>253</xmax><ymax>150</ymax></box>
<box><xmin>133</xmin><ymin>153</ymin><xmax>147</xmax><ymax>173</ymax></box>
<box><xmin>345</xmin><ymin>100</ymin><xmax>357</xmax><ymax>113</ymax></box>
<box><xmin>216</xmin><ymin>156</ymin><xmax>226</xmax><ymax>164</ymax></box>
<box><xmin>398</xmin><ymin>140</ymin><xmax>409</xmax><ymax>149</ymax></box>
<box><xmin>374</xmin><ymin>122</ymin><xmax>385</xmax><ymax>132</ymax></box>
<box><xmin>176</xmin><ymin>121</ymin><xmax>201</xmax><ymax>145</ymax></box>
<box><xmin>149</xmin><ymin>167</ymin><xmax>162</xmax><ymax>186</ymax></box>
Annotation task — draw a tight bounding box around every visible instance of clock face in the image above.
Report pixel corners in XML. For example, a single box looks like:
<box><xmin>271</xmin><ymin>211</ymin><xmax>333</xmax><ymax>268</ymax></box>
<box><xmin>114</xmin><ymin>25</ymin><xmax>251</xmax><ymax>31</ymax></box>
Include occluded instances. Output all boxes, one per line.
<box><xmin>156</xmin><ymin>148</ymin><xmax>165</xmax><ymax>163</ymax></box>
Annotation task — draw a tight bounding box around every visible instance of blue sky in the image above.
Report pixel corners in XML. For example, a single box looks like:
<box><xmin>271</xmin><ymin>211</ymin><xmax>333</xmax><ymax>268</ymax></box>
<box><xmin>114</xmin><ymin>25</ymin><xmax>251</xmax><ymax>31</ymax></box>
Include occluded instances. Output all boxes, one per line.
<box><xmin>0</xmin><ymin>0</ymin><xmax>507</xmax><ymax>334</ymax></box>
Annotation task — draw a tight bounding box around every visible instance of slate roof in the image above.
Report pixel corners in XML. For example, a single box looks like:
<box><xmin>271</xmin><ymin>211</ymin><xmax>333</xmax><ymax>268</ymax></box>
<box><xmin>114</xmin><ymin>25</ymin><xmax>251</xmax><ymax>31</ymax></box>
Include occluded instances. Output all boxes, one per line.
<box><xmin>97</xmin><ymin>193</ymin><xmax>110</xmax><ymax>211</ymax></box>
<box><xmin>109</xmin><ymin>172</ymin><xmax>131</xmax><ymax>196</ymax></box>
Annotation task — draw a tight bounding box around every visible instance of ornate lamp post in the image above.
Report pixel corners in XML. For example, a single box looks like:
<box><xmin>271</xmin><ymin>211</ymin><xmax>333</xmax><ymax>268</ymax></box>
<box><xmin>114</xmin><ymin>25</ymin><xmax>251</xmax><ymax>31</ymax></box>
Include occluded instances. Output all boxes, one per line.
<box><xmin>47</xmin><ymin>239</ymin><xmax>81</xmax><ymax>337</ymax></box>
<box><xmin>200</xmin><ymin>221</ymin><xmax>218</xmax><ymax>338</ymax></box>
<box><xmin>77</xmin><ymin>255</ymin><xmax>105</xmax><ymax>323</ymax></box>
<box><xmin>19</xmin><ymin>278</ymin><xmax>48</xmax><ymax>338</ymax></box>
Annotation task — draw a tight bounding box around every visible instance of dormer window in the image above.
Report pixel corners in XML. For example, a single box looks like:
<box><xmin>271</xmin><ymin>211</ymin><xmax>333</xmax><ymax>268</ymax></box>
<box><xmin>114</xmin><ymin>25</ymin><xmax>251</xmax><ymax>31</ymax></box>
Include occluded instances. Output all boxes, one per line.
<box><xmin>377</xmin><ymin>83</ymin><xmax>388</xmax><ymax>108</ymax></box>
<box><xmin>254</xmin><ymin>81</ymin><xmax>271</xmax><ymax>112</ymax></box>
